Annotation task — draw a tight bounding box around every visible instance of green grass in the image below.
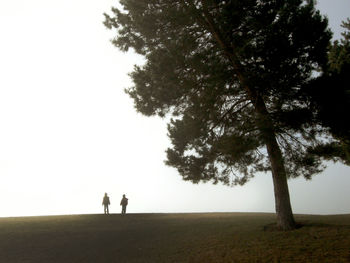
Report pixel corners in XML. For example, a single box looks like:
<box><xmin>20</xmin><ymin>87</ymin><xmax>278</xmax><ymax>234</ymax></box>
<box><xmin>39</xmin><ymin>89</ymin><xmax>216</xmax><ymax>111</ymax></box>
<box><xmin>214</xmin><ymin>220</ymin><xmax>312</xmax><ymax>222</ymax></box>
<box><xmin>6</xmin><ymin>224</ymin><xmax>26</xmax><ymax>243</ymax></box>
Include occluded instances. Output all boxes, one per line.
<box><xmin>0</xmin><ymin>213</ymin><xmax>349</xmax><ymax>262</ymax></box>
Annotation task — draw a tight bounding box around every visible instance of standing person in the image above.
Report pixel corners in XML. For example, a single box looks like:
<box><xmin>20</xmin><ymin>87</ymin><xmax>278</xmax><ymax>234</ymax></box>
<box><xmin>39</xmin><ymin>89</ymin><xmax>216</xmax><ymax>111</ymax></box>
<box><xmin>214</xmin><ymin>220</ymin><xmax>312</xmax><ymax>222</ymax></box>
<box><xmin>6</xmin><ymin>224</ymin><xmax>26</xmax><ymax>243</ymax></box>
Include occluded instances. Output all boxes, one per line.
<box><xmin>120</xmin><ymin>194</ymin><xmax>128</xmax><ymax>215</ymax></box>
<box><xmin>102</xmin><ymin>193</ymin><xmax>110</xmax><ymax>215</ymax></box>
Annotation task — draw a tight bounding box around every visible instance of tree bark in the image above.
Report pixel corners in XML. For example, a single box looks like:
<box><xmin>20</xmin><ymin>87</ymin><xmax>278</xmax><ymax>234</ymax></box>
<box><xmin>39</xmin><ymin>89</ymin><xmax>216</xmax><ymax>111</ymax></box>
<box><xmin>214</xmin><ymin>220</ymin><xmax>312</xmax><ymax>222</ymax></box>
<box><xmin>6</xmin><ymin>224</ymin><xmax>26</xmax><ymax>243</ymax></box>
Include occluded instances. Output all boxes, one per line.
<box><xmin>266</xmin><ymin>136</ymin><xmax>296</xmax><ymax>230</ymax></box>
<box><xmin>253</xmin><ymin>93</ymin><xmax>296</xmax><ymax>230</ymax></box>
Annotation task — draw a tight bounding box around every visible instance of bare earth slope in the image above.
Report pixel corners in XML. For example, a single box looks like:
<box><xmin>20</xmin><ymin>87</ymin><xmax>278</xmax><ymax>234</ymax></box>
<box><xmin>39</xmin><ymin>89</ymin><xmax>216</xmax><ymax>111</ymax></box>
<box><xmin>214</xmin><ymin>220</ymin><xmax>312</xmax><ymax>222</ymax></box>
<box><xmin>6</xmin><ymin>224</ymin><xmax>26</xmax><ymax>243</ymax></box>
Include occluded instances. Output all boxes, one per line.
<box><xmin>0</xmin><ymin>213</ymin><xmax>349</xmax><ymax>262</ymax></box>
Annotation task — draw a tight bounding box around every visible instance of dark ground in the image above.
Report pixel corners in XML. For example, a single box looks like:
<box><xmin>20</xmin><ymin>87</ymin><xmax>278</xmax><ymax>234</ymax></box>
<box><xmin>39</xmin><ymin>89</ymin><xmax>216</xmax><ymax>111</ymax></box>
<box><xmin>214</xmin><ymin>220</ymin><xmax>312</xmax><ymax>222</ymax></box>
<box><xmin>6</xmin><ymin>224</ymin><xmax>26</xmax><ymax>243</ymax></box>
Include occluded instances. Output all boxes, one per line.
<box><xmin>0</xmin><ymin>213</ymin><xmax>349</xmax><ymax>262</ymax></box>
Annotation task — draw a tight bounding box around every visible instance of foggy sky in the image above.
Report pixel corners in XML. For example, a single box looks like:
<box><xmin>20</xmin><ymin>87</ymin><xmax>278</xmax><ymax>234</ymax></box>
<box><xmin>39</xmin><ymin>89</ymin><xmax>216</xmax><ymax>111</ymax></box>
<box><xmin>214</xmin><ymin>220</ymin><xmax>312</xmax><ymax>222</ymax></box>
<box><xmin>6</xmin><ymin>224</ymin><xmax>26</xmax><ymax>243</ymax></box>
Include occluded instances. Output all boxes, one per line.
<box><xmin>0</xmin><ymin>0</ymin><xmax>349</xmax><ymax>217</ymax></box>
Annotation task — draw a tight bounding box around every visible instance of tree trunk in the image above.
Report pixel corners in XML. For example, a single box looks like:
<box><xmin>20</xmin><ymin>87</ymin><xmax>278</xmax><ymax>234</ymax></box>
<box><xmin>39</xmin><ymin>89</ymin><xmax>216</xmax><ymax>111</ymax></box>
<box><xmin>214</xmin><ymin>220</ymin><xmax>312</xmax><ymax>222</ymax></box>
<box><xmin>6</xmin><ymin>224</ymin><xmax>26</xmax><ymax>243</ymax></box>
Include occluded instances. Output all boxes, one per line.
<box><xmin>199</xmin><ymin>5</ymin><xmax>296</xmax><ymax>230</ymax></box>
<box><xmin>265</xmin><ymin>131</ymin><xmax>296</xmax><ymax>230</ymax></box>
<box><xmin>253</xmin><ymin>94</ymin><xmax>296</xmax><ymax>230</ymax></box>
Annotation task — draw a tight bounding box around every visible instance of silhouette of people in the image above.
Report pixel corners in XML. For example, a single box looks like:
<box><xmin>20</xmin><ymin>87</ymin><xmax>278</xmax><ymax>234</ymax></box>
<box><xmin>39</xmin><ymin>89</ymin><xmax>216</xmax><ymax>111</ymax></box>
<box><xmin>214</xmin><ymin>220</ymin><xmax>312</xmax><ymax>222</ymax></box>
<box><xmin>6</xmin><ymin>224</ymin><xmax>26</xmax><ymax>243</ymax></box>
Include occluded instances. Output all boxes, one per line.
<box><xmin>120</xmin><ymin>194</ymin><xmax>128</xmax><ymax>215</ymax></box>
<box><xmin>102</xmin><ymin>193</ymin><xmax>110</xmax><ymax>214</ymax></box>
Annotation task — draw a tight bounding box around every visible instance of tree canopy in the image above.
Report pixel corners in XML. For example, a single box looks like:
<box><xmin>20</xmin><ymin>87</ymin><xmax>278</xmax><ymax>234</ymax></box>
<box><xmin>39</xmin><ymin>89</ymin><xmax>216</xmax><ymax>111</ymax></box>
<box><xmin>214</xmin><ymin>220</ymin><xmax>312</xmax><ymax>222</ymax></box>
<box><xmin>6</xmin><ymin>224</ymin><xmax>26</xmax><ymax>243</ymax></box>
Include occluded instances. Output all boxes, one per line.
<box><xmin>305</xmin><ymin>18</ymin><xmax>350</xmax><ymax>165</ymax></box>
<box><xmin>104</xmin><ymin>0</ymin><xmax>332</xmax><ymax>230</ymax></box>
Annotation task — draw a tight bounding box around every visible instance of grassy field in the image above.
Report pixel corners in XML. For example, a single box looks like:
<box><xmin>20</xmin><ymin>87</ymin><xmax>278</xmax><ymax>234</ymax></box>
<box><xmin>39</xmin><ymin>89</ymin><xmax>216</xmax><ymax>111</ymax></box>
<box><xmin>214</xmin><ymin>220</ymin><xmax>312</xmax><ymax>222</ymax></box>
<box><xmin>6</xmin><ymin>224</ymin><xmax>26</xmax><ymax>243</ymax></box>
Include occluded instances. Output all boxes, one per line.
<box><xmin>0</xmin><ymin>213</ymin><xmax>349</xmax><ymax>262</ymax></box>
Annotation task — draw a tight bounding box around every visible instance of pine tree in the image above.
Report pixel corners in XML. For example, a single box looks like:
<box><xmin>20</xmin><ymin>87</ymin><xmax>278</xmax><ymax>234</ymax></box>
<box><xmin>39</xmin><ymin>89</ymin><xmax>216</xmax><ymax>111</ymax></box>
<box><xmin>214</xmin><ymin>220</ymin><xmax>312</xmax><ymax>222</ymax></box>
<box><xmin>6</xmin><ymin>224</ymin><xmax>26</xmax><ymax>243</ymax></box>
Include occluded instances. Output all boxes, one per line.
<box><xmin>104</xmin><ymin>0</ymin><xmax>331</xmax><ymax>230</ymax></box>
<box><xmin>306</xmin><ymin>18</ymin><xmax>350</xmax><ymax>164</ymax></box>
<box><xmin>329</xmin><ymin>19</ymin><xmax>350</xmax><ymax>74</ymax></box>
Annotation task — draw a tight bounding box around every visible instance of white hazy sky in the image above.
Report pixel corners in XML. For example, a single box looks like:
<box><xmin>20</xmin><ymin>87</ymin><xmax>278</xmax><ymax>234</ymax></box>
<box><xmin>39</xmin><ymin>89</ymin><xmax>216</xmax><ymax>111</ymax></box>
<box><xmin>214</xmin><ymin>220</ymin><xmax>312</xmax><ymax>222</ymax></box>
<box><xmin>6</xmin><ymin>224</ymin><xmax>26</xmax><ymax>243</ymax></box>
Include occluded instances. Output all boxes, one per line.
<box><xmin>0</xmin><ymin>0</ymin><xmax>349</xmax><ymax>217</ymax></box>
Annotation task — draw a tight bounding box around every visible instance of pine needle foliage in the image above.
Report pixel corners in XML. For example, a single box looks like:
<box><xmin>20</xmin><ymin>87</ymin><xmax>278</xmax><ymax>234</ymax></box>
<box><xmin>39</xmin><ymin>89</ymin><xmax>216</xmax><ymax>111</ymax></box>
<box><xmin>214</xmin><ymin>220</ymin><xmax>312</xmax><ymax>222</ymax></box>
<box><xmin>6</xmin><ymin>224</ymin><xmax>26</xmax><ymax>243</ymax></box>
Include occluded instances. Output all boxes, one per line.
<box><xmin>104</xmin><ymin>0</ymin><xmax>331</xmax><ymax>185</ymax></box>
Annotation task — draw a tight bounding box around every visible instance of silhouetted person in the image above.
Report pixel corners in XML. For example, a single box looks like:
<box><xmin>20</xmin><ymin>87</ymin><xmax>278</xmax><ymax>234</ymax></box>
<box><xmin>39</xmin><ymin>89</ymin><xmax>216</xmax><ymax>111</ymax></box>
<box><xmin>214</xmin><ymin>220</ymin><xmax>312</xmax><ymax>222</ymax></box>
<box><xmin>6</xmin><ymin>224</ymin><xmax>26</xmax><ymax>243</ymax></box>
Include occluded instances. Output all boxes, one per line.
<box><xmin>102</xmin><ymin>193</ymin><xmax>110</xmax><ymax>214</ymax></box>
<box><xmin>120</xmin><ymin>194</ymin><xmax>128</xmax><ymax>215</ymax></box>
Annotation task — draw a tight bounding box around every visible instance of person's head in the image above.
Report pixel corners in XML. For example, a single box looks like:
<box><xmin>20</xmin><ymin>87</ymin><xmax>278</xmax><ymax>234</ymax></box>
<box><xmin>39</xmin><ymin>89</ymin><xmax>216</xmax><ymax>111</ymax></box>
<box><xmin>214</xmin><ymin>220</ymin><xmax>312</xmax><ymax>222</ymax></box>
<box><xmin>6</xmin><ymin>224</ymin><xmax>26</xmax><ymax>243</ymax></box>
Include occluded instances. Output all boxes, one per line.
<box><xmin>105</xmin><ymin>193</ymin><xmax>107</xmax><ymax>196</ymax></box>
<box><xmin>123</xmin><ymin>194</ymin><xmax>125</xmax><ymax>197</ymax></box>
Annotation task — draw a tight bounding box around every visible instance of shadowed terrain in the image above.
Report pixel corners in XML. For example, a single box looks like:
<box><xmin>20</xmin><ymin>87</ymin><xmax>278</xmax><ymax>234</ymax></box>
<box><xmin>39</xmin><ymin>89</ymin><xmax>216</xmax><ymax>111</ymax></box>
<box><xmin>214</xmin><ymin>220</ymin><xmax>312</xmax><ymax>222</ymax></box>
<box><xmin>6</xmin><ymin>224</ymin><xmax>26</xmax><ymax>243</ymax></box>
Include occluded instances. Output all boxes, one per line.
<box><xmin>0</xmin><ymin>213</ymin><xmax>349</xmax><ymax>262</ymax></box>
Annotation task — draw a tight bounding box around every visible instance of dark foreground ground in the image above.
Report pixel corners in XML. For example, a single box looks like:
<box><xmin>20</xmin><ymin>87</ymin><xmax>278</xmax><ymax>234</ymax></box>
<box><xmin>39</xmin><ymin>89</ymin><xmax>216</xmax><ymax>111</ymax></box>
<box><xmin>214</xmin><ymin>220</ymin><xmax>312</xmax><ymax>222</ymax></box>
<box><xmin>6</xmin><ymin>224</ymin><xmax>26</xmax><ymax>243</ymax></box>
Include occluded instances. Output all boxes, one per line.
<box><xmin>0</xmin><ymin>213</ymin><xmax>349</xmax><ymax>262</ymax></box>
